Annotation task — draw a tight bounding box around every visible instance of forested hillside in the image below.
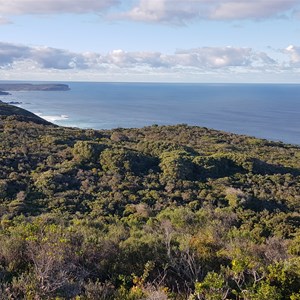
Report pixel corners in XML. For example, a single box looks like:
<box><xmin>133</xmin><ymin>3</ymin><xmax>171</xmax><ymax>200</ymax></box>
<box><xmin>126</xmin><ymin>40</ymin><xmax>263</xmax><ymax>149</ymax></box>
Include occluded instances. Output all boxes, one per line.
<box><xmin>0</xmin><ymin>106</ymin><xmax>299</xmax><ymax>299</ymax></box>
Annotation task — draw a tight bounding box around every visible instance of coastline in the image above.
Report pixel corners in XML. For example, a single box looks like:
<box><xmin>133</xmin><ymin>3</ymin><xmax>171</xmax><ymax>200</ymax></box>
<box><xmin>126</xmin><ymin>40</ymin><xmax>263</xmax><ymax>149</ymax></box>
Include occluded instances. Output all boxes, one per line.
<box><xmin>0</xmin><ymin>83</ymin><xmax>70</xmax><ymax>91</ymax></box>
<box><xmin>5</xmin><ymin>103</ymin><xmax>297</xmax><ymax>148</ymax></box>
<box><xmin>21</xmin><ymin>106</ymin><xmax>300</xmax><ymax>146</ymax></box>
<box><xmin>2</xmin><ymin>82</ymin><xmax>300</xmax><ymax>146</ymax></box>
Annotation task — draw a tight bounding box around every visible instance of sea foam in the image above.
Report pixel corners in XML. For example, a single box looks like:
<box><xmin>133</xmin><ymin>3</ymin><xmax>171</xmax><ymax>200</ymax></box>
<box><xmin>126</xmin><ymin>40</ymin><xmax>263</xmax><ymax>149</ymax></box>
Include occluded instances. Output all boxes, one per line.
<box><xmin>35</xmin><ymin>113</ymin><xmax>69</xmax><ymax>122</ymax></box>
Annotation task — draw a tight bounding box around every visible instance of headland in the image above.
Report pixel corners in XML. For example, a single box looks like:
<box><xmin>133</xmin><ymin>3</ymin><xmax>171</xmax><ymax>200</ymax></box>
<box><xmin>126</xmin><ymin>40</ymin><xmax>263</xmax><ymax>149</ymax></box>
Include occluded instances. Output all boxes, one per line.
<box><xmin>0</xmin><ymin>83</ymin><xmax>70</xmax><ymax>92</ymax></box>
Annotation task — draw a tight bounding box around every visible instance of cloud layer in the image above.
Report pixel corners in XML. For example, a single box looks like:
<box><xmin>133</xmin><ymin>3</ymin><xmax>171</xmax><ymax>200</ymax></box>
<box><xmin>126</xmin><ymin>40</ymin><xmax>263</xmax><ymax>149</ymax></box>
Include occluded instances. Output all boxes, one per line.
<box><xmin>1</xmin><ymin>41</ymin><xmax>296</xmax><ymax>74</ymax></box>
<box><xmin>124</xmin><ymin>0</ymin><xmax>298</xmax><ymax>23</ymax></box>
<box><xmin>1</xmin><ymin>42</ymin><xmax>299</xmax><ymax>82</ymax></box>
<box><xmin>0</xmin><ymin>0</ymin><xmax>299</xmax><ymax>24</ymax></box>
<box><xmin>0</xmin><ymin>0</ymin><xmax>119</xmax><ymax>15</ymax></box>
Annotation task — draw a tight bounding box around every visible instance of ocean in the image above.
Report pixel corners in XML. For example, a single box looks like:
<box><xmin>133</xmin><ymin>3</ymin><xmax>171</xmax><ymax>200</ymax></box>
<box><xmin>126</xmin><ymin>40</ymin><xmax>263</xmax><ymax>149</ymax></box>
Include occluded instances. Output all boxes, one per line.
<box><xmin>1</xmin><ymin>82</ymin><xmax>300</xmax><ymax>145</ymax></box>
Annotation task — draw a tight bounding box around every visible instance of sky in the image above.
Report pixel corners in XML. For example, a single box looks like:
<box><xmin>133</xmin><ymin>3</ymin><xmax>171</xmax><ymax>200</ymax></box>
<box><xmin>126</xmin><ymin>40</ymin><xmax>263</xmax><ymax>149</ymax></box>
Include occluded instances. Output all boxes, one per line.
<box><xmin>0</xmin><ymin>0</ymin><xmax>300</xmax><ymax>83</ymax></box>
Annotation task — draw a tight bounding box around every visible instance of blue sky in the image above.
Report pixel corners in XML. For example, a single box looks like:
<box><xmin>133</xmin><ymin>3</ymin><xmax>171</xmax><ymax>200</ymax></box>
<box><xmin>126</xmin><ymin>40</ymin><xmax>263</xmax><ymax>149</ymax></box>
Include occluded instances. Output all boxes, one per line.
<box><xmin>0</xmin><ymin>0</ymin><xmax>300</xmax><ymax>83</ymax></box>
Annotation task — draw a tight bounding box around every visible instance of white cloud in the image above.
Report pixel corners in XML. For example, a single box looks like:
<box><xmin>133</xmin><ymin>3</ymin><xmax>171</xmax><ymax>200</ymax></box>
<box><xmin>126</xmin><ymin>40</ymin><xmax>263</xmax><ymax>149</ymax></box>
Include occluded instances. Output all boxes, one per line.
<box><xmin>31</xmin><ymin>47</ymin><xmax>89</xmax><ymax>69</ymax></box>
<box><xmin>0</xmin><ymin>43</ymin><xmax>282</xmax><ymax>72</ymax></box>
<box><xmin>123</xmin><ymin>0</ymin><xmax>298</xmax><ymax>24</ymax></box>
<box><xmin>0</xmin><ymin>0</ymin><xmax>298</xmax><ymax>25</ymax></box>
<box><xmin>211</xmin><ymin>0</ymin><xmax>297</xmax><ymax>20</ymax></box>
<box><xmin>0</xmin><ymin>42</ymin><xmax>300</xmax><ymax>82</ymax></box>
<box><xmin>0</xmin><ymin>0</ymin><xmax>119</xmax><ymax>15</ymax></box>
<box><xmin>285</xmin><ymin>45</ymin><xmax>300</xmax><ymax>66</ymax></box>
<box><xmin>0</xmin><ymin>42</ymin><xmax>89</xmax><ymax>69</ymax></box>
<box><xmin>171</xmin><ymin>47</ymin><xmax>254</xmax><ymax>68</ymax></box>
<box><xmin>0</xmin><ymin>43</ymin><xmax>31</xmax><ymax>66</ymax></box>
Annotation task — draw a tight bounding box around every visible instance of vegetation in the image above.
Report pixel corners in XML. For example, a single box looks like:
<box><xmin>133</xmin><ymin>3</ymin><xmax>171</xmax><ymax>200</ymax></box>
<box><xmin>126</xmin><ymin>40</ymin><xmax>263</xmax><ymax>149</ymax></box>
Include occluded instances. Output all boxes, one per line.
<box><xmin>0</xmin><ymin>102</ymin><xmax>50</xmax><ymax>125</ymax></box>
<box><xmin>0</xmin><ymin>106</ymin><xmax>299</xmax><ymax>299</ymax></box>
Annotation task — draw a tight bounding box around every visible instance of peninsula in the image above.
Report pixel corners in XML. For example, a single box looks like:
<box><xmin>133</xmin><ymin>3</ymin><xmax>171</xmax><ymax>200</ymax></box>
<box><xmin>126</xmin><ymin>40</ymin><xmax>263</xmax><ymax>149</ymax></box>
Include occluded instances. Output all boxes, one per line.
<box><xmin>0</xmin><ymin>83</ymin><xmax>70</xmax><ymax>91</ymax></box>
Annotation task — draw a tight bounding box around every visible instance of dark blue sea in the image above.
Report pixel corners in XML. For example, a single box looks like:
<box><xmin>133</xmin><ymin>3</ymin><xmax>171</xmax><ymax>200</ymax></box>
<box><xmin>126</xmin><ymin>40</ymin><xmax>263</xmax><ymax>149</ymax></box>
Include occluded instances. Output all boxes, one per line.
<box><xmin>1</xmin><ymin>82</ymin><xmax>300</xmax><ymax>145</ymax></box>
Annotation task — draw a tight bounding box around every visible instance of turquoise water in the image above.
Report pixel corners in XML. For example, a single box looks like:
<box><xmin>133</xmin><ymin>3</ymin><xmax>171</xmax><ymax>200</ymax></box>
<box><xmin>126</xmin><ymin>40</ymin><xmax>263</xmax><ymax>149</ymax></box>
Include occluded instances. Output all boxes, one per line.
<box><xmin>1</xmin><ymin>82</ymin><xmax>300</xmax><ymax>145</ymax></box>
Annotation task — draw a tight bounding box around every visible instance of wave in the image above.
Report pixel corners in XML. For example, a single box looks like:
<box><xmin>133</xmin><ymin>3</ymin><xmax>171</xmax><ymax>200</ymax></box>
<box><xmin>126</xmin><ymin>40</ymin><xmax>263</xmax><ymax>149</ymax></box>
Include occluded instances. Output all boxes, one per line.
<box><xmin>35</xmin><ymin>112</ymin><xmax>69</xmax><ymax>122</ymax></box>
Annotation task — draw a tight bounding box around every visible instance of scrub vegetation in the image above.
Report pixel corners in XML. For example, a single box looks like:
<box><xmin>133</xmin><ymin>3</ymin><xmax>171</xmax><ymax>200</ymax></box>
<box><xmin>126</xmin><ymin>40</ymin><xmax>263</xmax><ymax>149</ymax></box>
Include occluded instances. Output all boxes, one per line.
<box><xmin>0</xmin><ymin>105</ymin><xmax>299</xmax><ymax>299</ymax></box>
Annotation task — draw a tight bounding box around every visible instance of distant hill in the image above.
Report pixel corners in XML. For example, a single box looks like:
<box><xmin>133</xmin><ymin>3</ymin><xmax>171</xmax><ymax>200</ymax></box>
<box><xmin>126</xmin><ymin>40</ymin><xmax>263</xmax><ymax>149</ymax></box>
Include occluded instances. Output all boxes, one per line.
<box><xmin>0</xmin><ymin>83</ymin><xmax>70</xmax><ymax>91</ymax></box>
<box><xmin>0</xmin><ymin>102</ymin><xmax>52</xmax><ymax>125</ymax></box>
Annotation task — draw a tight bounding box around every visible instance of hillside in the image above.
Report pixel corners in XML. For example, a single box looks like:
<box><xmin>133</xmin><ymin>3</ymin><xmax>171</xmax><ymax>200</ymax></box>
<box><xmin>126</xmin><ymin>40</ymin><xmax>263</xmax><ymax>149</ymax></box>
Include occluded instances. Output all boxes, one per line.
<box><xmin>0</xmin><ymin>107</ymin><xmax>299</xmax><ymax>299</ymax></box>
<box><xmin>0</xmin><ymin>102</ymin><xmax>52</xmax><ymax>125</ymax></box>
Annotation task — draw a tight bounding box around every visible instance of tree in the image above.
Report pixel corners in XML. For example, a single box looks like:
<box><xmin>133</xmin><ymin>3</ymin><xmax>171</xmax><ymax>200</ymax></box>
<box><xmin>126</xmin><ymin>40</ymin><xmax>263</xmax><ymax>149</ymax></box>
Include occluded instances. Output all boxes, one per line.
<box><xmin>159</xmin><ymin>151</ymin><xmax>195</xmax><ymax>180</ymax></box>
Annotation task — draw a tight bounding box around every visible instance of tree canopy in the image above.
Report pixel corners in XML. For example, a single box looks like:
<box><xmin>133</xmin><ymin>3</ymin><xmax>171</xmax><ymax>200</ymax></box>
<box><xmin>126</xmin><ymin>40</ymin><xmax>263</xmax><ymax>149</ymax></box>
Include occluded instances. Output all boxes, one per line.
<box><xmin>0</xmin><ymin>111</ymin><xmax>299</xmax><ymax>299</ymax></box>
